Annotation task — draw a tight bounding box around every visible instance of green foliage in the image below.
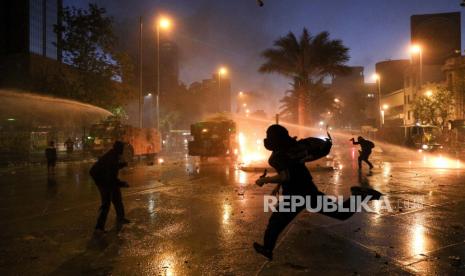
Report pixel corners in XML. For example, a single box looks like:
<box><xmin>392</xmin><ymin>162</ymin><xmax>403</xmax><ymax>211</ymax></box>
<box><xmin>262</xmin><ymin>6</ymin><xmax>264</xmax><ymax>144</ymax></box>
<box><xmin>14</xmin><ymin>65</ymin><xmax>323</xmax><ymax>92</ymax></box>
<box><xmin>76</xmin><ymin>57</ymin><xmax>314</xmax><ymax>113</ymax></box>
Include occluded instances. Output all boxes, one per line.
<box><xmin>53</xmin><ymin>4</ymin><xmax>137</xmax><ymax>108</ymax></box>
<box><xmin>259</xmin><ymin>28</ymin><xmax>349</xmax><ymax>124</ymax></box>
<box><xmin>412</xmin><ymin>84</ymin><xmax>454</xmax><ymax>128</ymax></box>
<box><xmin>279</xmin><ymin>79</ymin><xmax>333</xmax><ymax>124</ymax></box>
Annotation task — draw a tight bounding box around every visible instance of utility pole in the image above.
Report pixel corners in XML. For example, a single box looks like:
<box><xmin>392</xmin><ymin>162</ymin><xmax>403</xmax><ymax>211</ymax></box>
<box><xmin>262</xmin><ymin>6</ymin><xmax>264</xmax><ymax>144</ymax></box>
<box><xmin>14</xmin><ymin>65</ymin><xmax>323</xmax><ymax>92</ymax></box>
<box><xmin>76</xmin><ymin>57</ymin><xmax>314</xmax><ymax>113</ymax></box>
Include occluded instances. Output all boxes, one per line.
<box><xmin>138</xmin><ymin>16</ymin><xmax>143</xmax><ymax>128</ymax></box>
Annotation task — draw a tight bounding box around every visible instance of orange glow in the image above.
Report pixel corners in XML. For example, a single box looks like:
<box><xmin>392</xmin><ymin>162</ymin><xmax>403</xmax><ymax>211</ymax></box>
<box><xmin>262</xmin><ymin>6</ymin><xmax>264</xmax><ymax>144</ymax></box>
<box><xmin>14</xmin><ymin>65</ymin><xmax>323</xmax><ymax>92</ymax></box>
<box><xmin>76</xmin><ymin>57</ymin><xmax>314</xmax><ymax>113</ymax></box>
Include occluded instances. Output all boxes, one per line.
<box><xmin>158</xmin><ymin>17</ymin><xmax>171</xmax><ymax>30</ymax></box>
<box><xmin>410</xmin><ymin>44</ymin><xmax>421</xmax><ymax>54</ymax></box>
<box><xmin>237</xmin><ymin>132</ymin><xmax>266</xmax><ymax>165</ymax></box>
<box><xmin>218</xmin><ymin>67</ymin><xmax>228</xmax><ymax>76</ymax></box>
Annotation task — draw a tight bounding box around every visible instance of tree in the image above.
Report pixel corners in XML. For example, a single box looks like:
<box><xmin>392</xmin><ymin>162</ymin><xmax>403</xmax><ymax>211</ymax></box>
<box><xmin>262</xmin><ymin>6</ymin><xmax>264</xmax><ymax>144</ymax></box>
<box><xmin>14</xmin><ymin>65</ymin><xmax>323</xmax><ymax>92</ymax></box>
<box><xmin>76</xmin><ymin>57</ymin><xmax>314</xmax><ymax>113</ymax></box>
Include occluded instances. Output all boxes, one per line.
<box><xmin>279</xmin><ymin>79</ymin><xmax>333</xmax><ymax>124</ymax></box>
<box><xmin>412</xmin><ymin>84</ymin><xmax>454</xmax><ymax>129</ymax></box>
<box><xmin>54</xmin><ymin>4</ymin><xmax>136</xmax><ymax>107</ymax></box>
<box><xmin>259</xmin><ymin>28</ymin><xmax>349</xmax><ymax>126</ymax></box>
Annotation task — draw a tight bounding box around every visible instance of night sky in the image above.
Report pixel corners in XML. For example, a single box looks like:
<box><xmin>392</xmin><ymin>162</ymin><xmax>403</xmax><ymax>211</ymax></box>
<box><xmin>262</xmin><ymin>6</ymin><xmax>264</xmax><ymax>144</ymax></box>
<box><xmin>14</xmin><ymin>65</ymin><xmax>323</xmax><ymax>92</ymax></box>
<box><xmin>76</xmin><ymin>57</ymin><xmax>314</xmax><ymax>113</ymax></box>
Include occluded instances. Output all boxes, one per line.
<box><xmin>66</xmin><ymin>0</ymin><xmax>464</xmax><ymax>112</ymax></box>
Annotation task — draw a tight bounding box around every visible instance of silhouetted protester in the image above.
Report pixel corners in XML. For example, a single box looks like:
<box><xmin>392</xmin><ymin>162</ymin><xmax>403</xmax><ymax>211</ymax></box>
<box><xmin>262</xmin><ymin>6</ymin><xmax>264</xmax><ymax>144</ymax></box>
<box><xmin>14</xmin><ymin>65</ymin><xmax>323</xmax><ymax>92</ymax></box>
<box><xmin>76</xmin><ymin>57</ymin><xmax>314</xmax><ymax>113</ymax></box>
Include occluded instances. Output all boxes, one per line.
<box><xmin>45</xmin><ymin>141</ymin><xmax>57</xmax><ymax>174</ymax></box>
<box><xmin>90</xmin><ymin>141</ymin><xmax>131</xmax><ymax>235</ymax></box>
<box><xmin>253</xmin><ymin>125</ymin><xmax>382</xmax><ymax>260</ymax></box>
<box><xmin>65</xmin><ymin>138</ymin><xmax>74</xmax><ymax>154</ymax></box>
<box><xmin>350</xmin><ymin>136</ymin><xmax>375</xmax><ymax>170</ymax></box>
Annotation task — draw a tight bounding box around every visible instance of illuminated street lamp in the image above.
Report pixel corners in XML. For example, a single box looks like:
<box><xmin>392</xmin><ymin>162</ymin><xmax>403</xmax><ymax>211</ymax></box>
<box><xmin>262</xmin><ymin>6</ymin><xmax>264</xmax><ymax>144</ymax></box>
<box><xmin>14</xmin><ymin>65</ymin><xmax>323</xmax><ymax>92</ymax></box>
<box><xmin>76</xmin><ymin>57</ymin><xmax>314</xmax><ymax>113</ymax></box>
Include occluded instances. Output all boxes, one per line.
<box><xmin>218</xmin><ymin>67</ymin><xmax>228</xmax><ymax>76</ymax></box>
<box><xmin>425</xmin><ymin>90</ymin><xmax>433</xmax><ymax>97</ymax></box>
<box><xmin>156</xmin><ymin>16</ymin><xmax>173</xmax><ymax>131</ymax></box>
<box><xmin>334</xmin><ymin>98</ymin><xmax>340</xmax><ymax>103</ymax></box>
<box><xmin>410</xmin><ymin>44</ymin><xmax>423</xmax><ymax>86</ymax></box>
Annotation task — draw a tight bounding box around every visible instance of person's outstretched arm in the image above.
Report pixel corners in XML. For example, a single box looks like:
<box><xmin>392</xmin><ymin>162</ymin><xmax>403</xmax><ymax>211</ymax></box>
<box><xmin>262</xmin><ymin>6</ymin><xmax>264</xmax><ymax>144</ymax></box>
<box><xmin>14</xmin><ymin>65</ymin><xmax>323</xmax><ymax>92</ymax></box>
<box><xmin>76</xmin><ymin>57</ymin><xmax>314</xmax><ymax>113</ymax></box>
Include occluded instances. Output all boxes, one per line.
<box><xmin>350</xmin><ymin>138</ymin><xmax>360</xmax><ymax>145</ymax></box>
<box><xmin>255</xmin><ymin>170</ymin><xmax>289</xmax><ymax>186</ymax></box>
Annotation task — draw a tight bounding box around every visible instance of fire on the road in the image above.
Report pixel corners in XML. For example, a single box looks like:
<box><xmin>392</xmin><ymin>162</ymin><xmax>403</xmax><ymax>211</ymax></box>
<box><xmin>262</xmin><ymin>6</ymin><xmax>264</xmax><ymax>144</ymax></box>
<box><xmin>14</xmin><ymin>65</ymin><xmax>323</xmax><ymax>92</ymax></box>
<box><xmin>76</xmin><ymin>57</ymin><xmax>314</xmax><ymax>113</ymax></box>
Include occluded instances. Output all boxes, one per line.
<box><xmin>237</xmin><ymin>132</ymin><xmax>267</xmax><ymax>165</ymax></box>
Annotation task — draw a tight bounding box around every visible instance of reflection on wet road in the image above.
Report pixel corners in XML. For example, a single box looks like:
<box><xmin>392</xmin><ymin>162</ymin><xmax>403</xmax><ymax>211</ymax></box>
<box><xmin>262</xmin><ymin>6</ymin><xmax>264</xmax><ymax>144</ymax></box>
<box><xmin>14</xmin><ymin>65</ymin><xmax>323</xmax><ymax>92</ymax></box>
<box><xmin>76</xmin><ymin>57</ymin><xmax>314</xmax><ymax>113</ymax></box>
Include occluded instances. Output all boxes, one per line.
<box><xmin>1</xmin><ymin>141</ymin><xmax>465</xmax><ymax>275</ymax></box>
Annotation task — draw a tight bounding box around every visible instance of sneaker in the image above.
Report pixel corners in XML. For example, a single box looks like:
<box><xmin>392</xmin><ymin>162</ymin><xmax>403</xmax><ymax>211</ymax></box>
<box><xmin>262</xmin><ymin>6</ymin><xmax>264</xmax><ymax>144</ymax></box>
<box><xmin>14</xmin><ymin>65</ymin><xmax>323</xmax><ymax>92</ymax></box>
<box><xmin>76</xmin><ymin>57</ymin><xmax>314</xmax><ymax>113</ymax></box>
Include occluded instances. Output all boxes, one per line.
<box><xmin>253</xmin><ymin>242</ymin><xmax>273</xmax><ymax>260</ymax></box>
<box><xmin>350</xmin><ymin>186</ymin><xmax>383</xmax><ymax>200</ymax></box>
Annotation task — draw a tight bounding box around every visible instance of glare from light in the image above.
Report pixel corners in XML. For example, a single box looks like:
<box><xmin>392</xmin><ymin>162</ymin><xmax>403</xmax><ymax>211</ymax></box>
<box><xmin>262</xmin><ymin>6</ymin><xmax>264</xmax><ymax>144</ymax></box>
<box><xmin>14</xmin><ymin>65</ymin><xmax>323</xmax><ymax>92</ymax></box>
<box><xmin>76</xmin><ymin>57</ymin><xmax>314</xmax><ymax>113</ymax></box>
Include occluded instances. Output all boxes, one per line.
<box><xmin>158</xmin><ymin>158</ymin><xmax>164</xmax><ymax>164</ymax></box>
<box><xmin>372</xmin><ymin>73</ymin><xmax>380</xmax><ymax>81</ymax></box>
<box><xmin>425</xmin><ymin>90</ymin><xmax>433</xmax><ymax>97</ymax></box>
<box><xmin>218</xmin><ymin>67</ymin><xmax>228</xmax><ymax>76</ymax></box>
<box><xmin>410</xmin><ymin>44</ymin><xmax>421</xmax><ymax>54</ymax></box>
<box><xmin>382</xmin><ymin>104</ymin><xmax>389</xmax><ymax>110</ymax></box>
<box><xmin>158</xmin><ymin>17</ymin><xmax>171</xmax><ymax>30</ymax></box>
<box><xmin>334</xmin><ymin>98</ymin><xmax>340</xmax><ymax>103</ymax></box>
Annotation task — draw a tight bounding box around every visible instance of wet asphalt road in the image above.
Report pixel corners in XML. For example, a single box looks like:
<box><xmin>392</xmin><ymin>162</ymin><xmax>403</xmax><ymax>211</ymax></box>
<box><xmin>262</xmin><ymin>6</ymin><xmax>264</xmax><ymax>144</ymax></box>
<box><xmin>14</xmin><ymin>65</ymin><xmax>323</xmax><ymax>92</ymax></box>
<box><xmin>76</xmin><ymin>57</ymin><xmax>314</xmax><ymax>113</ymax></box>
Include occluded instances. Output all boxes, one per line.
<box><xmin>2</xmin><ymin>139</ymin><xmax>465</xmax><ymax>275</ymax></box>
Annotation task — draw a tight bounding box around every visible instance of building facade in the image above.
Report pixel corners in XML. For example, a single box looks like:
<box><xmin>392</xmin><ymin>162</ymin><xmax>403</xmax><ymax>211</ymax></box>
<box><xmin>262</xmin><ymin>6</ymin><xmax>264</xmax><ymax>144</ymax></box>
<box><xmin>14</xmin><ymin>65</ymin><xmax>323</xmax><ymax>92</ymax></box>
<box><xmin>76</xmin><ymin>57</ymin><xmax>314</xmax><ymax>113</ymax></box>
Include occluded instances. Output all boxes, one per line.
<box><xmin>0</xmin><ymin>0</ymin><xmax>62</xmax><ymax>89</ymax></box>
<box><xmin>411</xmin><ymin>12</ymin><xmax>461</xmax><ymax>66</ymax></box>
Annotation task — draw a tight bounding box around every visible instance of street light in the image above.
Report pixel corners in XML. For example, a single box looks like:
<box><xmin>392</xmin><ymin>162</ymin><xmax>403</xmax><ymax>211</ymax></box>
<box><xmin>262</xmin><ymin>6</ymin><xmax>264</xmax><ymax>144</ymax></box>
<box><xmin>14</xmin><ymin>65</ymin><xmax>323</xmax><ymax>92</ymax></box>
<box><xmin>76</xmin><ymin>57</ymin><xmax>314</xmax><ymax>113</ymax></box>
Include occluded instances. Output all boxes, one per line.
<box><xmin>425</xmin><ymin>90</ymin><xmax>433</xmax><ymax>97</ymax></box>
<box><xmin>156</xmin><ymin>16</ymin><xmax>172</xmax><ymax>131</ymax></box>
<box><xmin>372</xmin><ymin>73</ymin><xmax>382</xmax><ymax>129</ymax></box>
<box><xmin>410</xmin><ymin>44</ymin><xmax>423</xmax><ymax>86</ymax></box>
<box><xmin>217</xmin><ymin>66</ymin><xmax>228</xmax><ymax>112</ymax></box>
<box><xmin>334</xmin><ymin>98</ymin><xmax>340</xmax><ymax>103</ymax></box>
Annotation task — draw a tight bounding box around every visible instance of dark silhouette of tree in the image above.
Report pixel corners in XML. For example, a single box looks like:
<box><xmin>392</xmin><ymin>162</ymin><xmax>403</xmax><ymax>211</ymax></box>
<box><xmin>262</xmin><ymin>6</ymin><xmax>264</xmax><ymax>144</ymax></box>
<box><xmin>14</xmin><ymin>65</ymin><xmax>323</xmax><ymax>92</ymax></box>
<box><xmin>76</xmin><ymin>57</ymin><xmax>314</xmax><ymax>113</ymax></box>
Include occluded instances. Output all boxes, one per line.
<box><xmin>54</xmin><ymin>4</ymin><xmax>136</xmax><ymax>108</ymax></box>
<box><xmin>259</xmin><ymin>28</ymin><xmax>349</xmax><ymax>126</ymax></box>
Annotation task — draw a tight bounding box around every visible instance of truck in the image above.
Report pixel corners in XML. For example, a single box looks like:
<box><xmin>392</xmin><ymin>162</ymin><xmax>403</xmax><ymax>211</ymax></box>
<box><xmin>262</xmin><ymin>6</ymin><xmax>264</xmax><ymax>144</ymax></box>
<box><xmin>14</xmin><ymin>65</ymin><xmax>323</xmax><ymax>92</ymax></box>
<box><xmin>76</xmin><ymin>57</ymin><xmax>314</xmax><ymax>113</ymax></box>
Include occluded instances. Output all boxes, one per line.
<box><xmin>188</xmin><ymin>119</ymin><xmax>238</xmax><ymax>161</ymax></box>
<box><xmin>86</xmin><ymin>116</ymin><xmax>161</xmax><ymax>160</ymax></box>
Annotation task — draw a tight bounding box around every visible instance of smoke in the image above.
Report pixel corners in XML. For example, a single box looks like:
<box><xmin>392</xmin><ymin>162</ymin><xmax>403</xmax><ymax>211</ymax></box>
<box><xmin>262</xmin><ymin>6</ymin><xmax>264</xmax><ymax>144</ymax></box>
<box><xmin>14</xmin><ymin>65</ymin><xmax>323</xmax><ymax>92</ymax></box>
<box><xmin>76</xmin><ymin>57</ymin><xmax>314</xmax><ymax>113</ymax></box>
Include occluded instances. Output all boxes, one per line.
<box><xmin>64</xmin><ymin>0</ymin><xmax>286</xmax><ymax>117</ymax></box>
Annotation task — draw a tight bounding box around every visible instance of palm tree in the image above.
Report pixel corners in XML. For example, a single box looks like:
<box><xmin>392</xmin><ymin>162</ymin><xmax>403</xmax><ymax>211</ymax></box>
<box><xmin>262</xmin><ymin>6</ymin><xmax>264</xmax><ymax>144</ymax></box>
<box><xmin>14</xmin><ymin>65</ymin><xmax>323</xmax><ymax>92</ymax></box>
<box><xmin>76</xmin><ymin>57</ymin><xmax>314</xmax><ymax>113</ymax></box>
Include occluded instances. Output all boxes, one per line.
<box><xmin>259</xmin><ymin>28</ymin><xmax>349</xmax><ymax>126</ymax></box>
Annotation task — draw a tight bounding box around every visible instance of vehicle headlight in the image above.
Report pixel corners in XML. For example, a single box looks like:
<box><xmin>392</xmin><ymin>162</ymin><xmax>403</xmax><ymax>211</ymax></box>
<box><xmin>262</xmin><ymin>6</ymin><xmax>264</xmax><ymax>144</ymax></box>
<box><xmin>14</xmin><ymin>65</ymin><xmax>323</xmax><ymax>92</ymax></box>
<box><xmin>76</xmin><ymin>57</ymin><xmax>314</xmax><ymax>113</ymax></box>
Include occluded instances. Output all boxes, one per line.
<box><xmin>422</xmin><ymin>144</ymin><xmax>429</xmax><ymax>150</ymax></box>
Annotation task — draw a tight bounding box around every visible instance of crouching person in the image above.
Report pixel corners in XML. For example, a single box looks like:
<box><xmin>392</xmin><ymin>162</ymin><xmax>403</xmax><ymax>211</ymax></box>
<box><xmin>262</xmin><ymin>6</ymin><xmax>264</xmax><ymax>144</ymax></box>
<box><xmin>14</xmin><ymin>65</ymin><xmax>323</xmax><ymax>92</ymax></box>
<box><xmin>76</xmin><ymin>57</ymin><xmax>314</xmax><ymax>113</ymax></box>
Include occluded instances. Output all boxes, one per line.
<box><xmin>90</xmin><ymin>141</ymin><xmax>131</xmax><ymax>235</ymax></box>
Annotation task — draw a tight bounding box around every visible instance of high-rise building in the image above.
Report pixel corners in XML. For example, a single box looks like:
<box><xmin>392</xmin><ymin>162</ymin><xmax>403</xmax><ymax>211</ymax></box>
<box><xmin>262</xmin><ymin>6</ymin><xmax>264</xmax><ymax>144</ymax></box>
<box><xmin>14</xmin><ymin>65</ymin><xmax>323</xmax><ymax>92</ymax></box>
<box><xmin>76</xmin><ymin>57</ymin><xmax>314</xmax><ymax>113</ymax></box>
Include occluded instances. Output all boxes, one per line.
<box><xmin>375</xmin><ymin>60</ymin><xmax>409</xmax><ymax>96</ymax></box>
<box><xmin>411</xmin><ymin>12</ymin><xmax>461</xmax><ymax>65</ymax></box>
<box><xmin>0</xmin><ymin>0</ymin><xmax>62</xmax><ymax>90</ymax></box>
<box><xmin>1</xmin><ymin>0</ymin><xmax>62</xmax><ymax>60</ymax></box>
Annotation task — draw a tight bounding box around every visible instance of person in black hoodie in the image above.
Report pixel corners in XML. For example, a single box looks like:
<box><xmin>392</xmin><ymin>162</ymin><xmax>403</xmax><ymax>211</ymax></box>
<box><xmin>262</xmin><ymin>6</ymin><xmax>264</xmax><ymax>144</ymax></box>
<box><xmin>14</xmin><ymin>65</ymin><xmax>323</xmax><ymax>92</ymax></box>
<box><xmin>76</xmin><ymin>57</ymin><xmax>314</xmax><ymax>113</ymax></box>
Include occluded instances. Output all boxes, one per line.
<box><xmin>45</xmin><ymin>141</ymin><xmax>57</xmax><ymax>174</ymax></box>
<box><xmin>351</xmin><ymin>136</ymin><xmax>375</xmax><ymax>170</ymax></box>
<box><xmin>90</xmin><ymin>141</ymin><xmax>130</xmax><ymax>234</ymax></box>
<box><xmin>253</xmin><ymin>125</ymin><xmax>382</xmax><ymax>260</ymax></box>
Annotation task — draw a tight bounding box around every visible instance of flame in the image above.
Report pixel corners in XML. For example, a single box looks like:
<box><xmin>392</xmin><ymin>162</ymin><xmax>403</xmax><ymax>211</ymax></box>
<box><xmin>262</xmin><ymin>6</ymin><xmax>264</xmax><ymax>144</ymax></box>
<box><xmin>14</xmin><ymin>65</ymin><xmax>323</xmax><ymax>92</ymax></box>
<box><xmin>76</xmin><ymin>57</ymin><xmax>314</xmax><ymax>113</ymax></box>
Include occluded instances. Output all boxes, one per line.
<box><xmin>237</xmin><ymin>132</ymin><xmax>266</xmax><ymax>165</ymax></box>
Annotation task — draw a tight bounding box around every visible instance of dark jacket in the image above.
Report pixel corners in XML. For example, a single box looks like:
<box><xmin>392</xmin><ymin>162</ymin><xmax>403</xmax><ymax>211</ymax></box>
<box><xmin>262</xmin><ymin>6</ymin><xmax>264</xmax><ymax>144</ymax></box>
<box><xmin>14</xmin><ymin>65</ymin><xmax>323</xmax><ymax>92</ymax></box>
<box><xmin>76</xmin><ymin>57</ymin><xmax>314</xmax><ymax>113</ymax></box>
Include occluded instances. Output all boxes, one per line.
<box><xmin>268</xmin><ymin>145</ymin><xmax>318</xmax><ymax>196</ymax></box>
<box><xmin>352</xmin><ymin>139</ymin><xmax>374</xmax><ymax>154</ymax></box>
<box><xmin>45</xmin><ymin>147</ymin><xmax>57</xmax><ymax>161</ymax></box>
<box><xmin>90</xmin><ymin>149</ymin><xmax>127</xmax><ymax>186</ymax></box>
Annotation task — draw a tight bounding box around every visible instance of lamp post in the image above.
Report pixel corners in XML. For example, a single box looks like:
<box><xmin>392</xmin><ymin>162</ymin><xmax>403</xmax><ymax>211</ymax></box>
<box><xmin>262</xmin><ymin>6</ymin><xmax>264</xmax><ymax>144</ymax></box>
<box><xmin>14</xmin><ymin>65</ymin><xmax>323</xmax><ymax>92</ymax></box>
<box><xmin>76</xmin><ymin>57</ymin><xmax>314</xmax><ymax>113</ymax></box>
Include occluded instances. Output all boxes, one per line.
<box><xmin>138</xmin><ymin>16</ymin><xmax>143</xmax><ymax>128</ymax></box>
<box><xmin>410</xmin><ymin>44</ymin><xmax>423</xmax><ymax>87</ymax></box>
<box><xmin>218</xmin><ymin>66</ymin><xmax>227</xmax><ymax>112</ymax></box>
<box><xmin>372</xmin><ymin>73</ymin><xmax>382</xmax><ymax>128</ymax></box>
<box><xmin>156</xmin><ymin>16</ymin><xmax>172</xmax><ymax>131</ymax></box>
